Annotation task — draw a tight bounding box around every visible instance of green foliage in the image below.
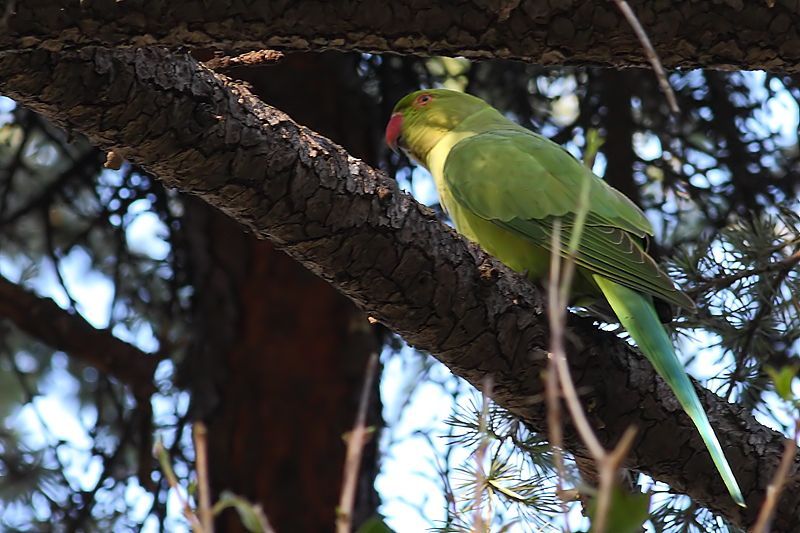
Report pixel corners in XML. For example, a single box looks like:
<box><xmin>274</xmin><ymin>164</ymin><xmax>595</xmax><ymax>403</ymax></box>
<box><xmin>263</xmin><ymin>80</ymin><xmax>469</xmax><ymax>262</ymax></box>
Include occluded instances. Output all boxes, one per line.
<box><xmin>765</xmin><ymin>364</ymin><xmax>800</xmax><ymax>403</ymax></box>
<box><xmin>357</xmin><ymin>516</ymin><xmax>395</xmax><ymax>533</ymax></box>
<box><xmin>213</xmin><ymin>492</ymin><xmax>271</xmax><ymax>533</ymax></box>
<box><xmin>435</xmin><ymin>397</ymin><xmax>567</xmax><ymax>531</ymax></box>
<box><xmin>587</xmin><ymin>486</ymin><xmax>650</xmax><ymax>533</ymax></box>
<box><xmin>582</xmin><ymin>128</ymin><xmax>605</xmax><ymax>168</ymax></box>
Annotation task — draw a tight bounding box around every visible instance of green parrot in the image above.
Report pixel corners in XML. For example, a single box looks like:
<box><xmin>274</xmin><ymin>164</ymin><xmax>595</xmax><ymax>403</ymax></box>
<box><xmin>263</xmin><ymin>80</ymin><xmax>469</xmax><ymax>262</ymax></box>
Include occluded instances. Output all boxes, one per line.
<box><xmin>385</xmin><ymin>89</ymin><xmax>745</xmax><ymax>507</ymax></box>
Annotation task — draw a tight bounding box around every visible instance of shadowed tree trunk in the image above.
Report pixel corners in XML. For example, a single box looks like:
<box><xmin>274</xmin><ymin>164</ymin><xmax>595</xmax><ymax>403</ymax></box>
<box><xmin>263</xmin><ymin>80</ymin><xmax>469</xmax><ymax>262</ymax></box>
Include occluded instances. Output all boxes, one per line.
<box><xmin>181</xmin><ymin>53</ymin><xmax>382</xmax><ymax>532</ymax></box>
<box><xmin>599</xmin><ymin>69</ymin><xmax>638</xmax><ymax>203</ymax></box>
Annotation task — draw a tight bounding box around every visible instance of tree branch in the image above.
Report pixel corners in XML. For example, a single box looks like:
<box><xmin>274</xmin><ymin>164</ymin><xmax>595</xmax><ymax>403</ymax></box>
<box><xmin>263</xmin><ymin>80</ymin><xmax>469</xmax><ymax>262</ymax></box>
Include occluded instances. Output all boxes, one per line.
<box><xmin>2</xmin><ymin>0</ymin><xmax>799</xmax><ymax>72</ymax></box>
<box><xmin>0</xmin><ymin>273</ymin><xmax>158</xmax><ymax>396</ymax></box>
<box><xmin>0</xmin><ymin>47</ymin><xmax>796</xmax><ymax>529</ymax></box>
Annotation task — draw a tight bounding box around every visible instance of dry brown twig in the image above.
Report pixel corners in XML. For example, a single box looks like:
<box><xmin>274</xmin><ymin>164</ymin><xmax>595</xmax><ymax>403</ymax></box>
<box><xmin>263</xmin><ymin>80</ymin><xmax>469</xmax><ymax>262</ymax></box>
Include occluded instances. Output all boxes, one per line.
<box><xmin>545</xmin><ymin>219</ymin><xmax>572</xmax><ymax>533</ymax></box>
<box><xmin>336</xmin><ymin>350</ymin><xmax>380</xmax><ymax>533</ymax></box>
<box><xmin>154</xmin><ymin>439</ymin><xmax>205</xmax><ymax>533</ymax></box>
<box><xmin>472</xmin><ymin>377</ymin><xmax>495</xmax><ymax>532</ymax></box>
<box><xmin>752</xmin><ymin>420</ymin><xmax>799</xmax><ymax>533</ymax></box>
<box><xmin>194</xmin><ymin>423</ymin><xmax>214</xmax><ymax>533</ymax></box>
<box><xmin>545</xmin><ymin>177</ymin><xmax>638</xmax><ymax>533</ymax></box>
<box><xmin>611</xmin><ymin>0</ymin><xmax>680</xmax><ymax>114</ymax></box>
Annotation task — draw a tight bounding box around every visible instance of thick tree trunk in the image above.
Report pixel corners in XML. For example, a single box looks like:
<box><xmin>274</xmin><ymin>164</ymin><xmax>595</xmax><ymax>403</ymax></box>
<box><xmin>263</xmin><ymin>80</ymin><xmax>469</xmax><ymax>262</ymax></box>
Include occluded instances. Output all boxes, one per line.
<box><xmin>1</xmin><ymin>47</ymin><xmax>797</xmax><ymax>530</ymax></box>
<box><xmin>179</xmin><ymin>54</ymin><xmax>382</xmax><ymax>531</ymax></box>
<box><xmin>184</xmin><ymin>202</ymin><xmax>380</xmax><ymax>532</ymax></box>
<box><xmin>3</xmin><ymin>0</ymin><xmax>799</xmax><ymax>72</ymax></box>
<box><xmin>598</xmin><ymin>69</ymin><xmax>639</xmax><ymax>203</ymax></box>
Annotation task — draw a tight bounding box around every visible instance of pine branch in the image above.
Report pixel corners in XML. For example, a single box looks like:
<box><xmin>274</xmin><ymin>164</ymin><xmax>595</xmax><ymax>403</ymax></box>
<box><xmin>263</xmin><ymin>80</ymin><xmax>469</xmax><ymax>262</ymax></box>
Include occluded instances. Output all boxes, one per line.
<box><xmin>0</xmin><ymin>273</ymin><xmax>159</xmax><ymax>396</ymax></box>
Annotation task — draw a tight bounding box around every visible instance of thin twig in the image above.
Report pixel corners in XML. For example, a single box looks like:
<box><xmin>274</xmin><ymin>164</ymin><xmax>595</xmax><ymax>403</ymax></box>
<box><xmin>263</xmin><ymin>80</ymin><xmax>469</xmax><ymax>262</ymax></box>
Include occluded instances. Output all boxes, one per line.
<box><xmin>336</xmin><ymin>351</ymin><xmax>379</xmax><ymax>533</ymax></box>
<box><xmin>752</xmin><ymin>421</ymin><xmax>799</xmax><ymax>533</ymax></box>
<box><xmin>549</xmin><ymin>259</ymin><xmax>638</xmax><ymax>532</ymax></box>
<box><xmin>194</xmin><ymin>422</ymin><xmax>214</xmax><ymax>533</ymax></box>
<box><xmin>545</xmin><ymin>220</ymin><xmax>572</xmax><ymax>532</ymax></box>
<box><xmin>687</xmin><ymin>249</ymin><xmax>800</xmax><ymax>297</ymax></box>
<box><xmin>545</xmin><ymin>170</ymin><xmax>639</xmax><ymax>533</ymax></box>
<box><xmin>472</xmin><ymin>377</ymin><xmax>494</xmax><ymax>532</ymax></box>
<box><xmin>611</xmin><ymin>0</ymin><xmax>680</xmax><ymax>114</ymax></box>
<box><xmin>548</xmin><ymin>177</ymin><xmax>604</xmax><ymax>459</ymax></box>
<box><xmin>154</xmin><ymin>439</ymin><xmax>205</xmax><ymax>532</ymax></box>
<box><xmin>594</xmin><ymin>427</ymin><xmax>637</xmax><ymax>533</ymax></box>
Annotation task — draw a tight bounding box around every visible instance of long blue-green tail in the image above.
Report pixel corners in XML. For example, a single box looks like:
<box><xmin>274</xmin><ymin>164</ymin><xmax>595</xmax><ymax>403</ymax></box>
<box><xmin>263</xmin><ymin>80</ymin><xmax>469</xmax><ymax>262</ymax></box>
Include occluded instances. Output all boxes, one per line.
<box><xmin>593</xmin><ymin>275</ymin><xmax>746</xmax><ymax>507</ymax></box>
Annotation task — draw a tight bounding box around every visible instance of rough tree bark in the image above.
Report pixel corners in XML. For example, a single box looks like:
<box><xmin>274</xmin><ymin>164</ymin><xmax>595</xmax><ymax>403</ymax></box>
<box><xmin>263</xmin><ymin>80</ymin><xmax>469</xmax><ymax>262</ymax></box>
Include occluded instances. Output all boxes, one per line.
<box><xmin>0</xmin><ymin>47</ymin><xmax>795</xmax><ymax>530</ymax></box>
<box><xmin>2</xmin><ymin>0</ymin><xmax>799</xmax><ymax>72</ymax></box>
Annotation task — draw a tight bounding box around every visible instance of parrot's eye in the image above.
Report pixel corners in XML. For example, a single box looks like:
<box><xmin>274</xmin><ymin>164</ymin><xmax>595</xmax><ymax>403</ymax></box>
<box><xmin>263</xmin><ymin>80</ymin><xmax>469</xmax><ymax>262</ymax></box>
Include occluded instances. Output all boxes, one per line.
<box><xmin>415</xmin><ymin>93</ymin><xmax>433</xmax><ymax>107</ymax></box>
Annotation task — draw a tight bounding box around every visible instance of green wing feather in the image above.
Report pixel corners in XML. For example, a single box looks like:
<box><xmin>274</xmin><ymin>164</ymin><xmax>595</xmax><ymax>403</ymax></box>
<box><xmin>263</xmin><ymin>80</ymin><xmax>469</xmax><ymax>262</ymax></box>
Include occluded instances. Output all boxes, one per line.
<box><xmin>443</xmin><ymin>129</ymin><xmax>694</xmax><ymax>309</ymax></box>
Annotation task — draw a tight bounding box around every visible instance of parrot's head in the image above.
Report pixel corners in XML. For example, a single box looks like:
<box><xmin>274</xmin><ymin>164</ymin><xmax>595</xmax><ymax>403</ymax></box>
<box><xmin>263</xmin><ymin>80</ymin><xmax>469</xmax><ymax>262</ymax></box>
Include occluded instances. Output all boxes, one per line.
<box><xmin>385</xmin><ymin>89</ymin><xmax>487</xmax><ymax>165</ymax></box>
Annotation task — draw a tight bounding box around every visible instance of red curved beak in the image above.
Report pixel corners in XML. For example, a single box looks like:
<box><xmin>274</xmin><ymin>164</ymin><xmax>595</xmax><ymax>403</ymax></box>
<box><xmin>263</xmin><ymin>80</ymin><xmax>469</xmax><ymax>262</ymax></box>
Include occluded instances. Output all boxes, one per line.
<box><xmin>385</xmin><ymin>112</ymin><xmax>403</xmax><ymax>153</ymax></box>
